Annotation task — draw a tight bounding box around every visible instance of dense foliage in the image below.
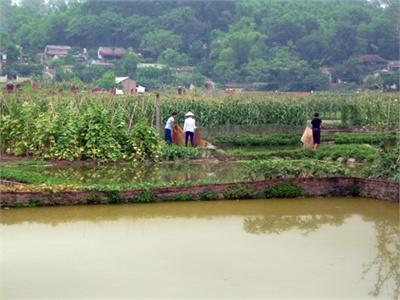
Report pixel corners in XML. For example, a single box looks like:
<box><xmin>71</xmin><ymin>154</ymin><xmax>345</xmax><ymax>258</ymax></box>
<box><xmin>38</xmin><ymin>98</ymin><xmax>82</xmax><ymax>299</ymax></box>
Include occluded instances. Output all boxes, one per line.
<box><xmin>366</xmin><ymin>147</ymin><xmax>400</xmax><ymax>181</ymax></box>
<box><xmin>1</xmin><ymin>92</ymin><xmax>398</xmax><ymax>161</ymax></box>
<box><xmin>229</xmin><ymin>144</ymin><xmax>378</xmax><ymax>162</ymax></box>
<box><xmin>1</xmin><ymin>0</ymin><xmax>399</xmax><ymax>89</ymax></box>
<box><xmin>265</xmin><ymin>183</ymin><xmax>304</xmax><ymax>198</ymax></box>
<box><xmin>212</xmin><ymin>132</ymin><xmax>398</xmax><ymax>146</ymax></box>
<box><xmin>0</xmin><ymin>98</ymin><xmax>164</xmax><ymax>161</ymax></box>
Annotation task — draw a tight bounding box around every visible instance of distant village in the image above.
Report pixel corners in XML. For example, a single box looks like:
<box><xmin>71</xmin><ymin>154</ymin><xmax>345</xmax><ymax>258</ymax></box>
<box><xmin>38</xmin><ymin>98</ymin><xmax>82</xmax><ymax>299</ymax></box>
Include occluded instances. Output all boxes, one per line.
<box><xmin>1</xmin><ymin>44</ymin><xmax>399</xmax><ymax>94</ymax></box>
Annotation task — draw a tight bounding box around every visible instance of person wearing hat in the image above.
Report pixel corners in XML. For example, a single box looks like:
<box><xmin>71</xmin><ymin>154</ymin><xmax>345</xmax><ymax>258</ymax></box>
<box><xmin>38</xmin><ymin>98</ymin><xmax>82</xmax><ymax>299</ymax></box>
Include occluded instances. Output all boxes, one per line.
<box><xmin>164</xmin><ymin>112</ymin><xmax>177</xmax><ymax>145</ymax></box>
<box><xmin>183</xmin><ymin>112</ymin><xmax>196</xmax><ymax>147</ymax></box>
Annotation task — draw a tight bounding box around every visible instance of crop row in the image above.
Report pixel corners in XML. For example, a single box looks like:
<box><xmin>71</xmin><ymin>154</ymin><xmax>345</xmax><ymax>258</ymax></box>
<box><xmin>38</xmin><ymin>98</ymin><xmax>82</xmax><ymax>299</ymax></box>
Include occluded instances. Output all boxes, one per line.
<box><xmin>2</xmin><ymin>92</ymin><xmax>399</xmax><ymax>128</ymax></box>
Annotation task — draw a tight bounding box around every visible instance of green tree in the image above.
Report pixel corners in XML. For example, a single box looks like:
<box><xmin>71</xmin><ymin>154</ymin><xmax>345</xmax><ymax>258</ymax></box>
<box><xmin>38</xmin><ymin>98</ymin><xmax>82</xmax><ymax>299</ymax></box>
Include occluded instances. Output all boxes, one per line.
<box><xmin>140</xmin><ymin>29</ymin><xmax>182</xmax><ymax>58</ymax></box>
<box><xmin>158</xmin><ymin>48</ymin><xmax>189</xmax><ymax>67</ymax></box>
<box><xmin>95</xmin><ymin>71</ymin><xmax>116</xmax><ymax>90</ymax></box>
<box><xmin>114</xmin><ymin>53</ymin><xmax>138</xmax><ymax>78</ymax></box>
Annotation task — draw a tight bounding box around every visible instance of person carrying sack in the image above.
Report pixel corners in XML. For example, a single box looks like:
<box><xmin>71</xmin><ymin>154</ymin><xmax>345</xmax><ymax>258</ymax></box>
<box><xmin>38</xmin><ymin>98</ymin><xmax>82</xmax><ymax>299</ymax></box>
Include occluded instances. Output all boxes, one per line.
<box><xmin>183</xmin><ymin>112</ymin><xmax>196</xmax><ymax>147</ymax></box>
<box><xmin>311</xmin><ymin>112</ymin><xmax>322</xmax><ymax>150</ymax></box>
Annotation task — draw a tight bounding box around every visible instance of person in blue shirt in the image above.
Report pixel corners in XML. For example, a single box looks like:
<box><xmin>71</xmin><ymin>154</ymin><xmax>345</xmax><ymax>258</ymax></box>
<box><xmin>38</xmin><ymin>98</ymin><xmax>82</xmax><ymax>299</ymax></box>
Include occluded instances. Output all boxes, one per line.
<box><xmin>164</xmin><ymin>112</ymin><xmax>177</xmax><ymax>144</ymax></box>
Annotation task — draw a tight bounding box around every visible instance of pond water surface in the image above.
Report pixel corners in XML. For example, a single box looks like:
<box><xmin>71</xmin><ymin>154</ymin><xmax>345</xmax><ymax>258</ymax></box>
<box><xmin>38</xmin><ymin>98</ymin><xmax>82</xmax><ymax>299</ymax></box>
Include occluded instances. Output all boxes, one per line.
<box><xmin>1</xmin><ymin>197</ymin><xmax>399</xmax><ymax>299</ymax></box>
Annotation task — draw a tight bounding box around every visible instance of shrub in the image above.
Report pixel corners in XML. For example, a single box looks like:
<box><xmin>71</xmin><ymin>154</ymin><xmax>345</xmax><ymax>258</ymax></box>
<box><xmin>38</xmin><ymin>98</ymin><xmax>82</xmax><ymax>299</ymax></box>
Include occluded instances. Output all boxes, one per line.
<box><xmin>106</xmin><ymin>190</ymin><xmax>123</xmax><ymax>204</ymax></box>
<box><xmin>134</xmin><ymin>190</ymin><xmax>156</xmax><ymax>203</ymax></box>
<box><xmin>265</xmin><ymin>183</ymin><xmax>303</xmax><ymax>198</ymax></box>
<box><xmin>200</xmin><ymin>191</ymin><xmax>219</xmax><ymax>201</ymax></box>
<box><xmin>223</xmin><ymin>186</ymin><xmax>258</xmax><ymax>200</ymax></box>
<box><xmin>162</xmin><ymin>144</ymin><xmax>202</xmax><ymax>160</ymax></box>
<box><xmin>86</xmin><ymin>193</ymin><xmax>101</xmax><ymax>204</ymax></box>
<box><xmin>174</xmin><ymin>194</ymin><xmax>195</xmax><ymax>201</ymax></box>
<box><xmin>28</xmin><ymin>199</ymin><xmax>43</xmax><ymax>207</ymax></box>
<box><xmin>348</xmin><ymin>184</ymin><xmax>361</xmax><ymax>197</ymax></box>
<box><xmin>366</xmin><ymin>147</ymin><xmax>400</xmax><ymax>181</ymax></box>
<box><xmin>127</xmin><ymin>123</ymin><xmax>164</xmax><ymax>162</ymax></box>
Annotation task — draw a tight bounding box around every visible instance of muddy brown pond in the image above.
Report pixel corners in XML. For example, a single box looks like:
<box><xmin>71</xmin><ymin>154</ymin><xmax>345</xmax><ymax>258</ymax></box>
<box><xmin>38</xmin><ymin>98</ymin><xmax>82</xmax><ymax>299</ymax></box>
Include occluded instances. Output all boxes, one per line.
<box><xmin>1</xmin><ymin>197</ymin><xmax>399</xmax><ymax>299</ymax></box>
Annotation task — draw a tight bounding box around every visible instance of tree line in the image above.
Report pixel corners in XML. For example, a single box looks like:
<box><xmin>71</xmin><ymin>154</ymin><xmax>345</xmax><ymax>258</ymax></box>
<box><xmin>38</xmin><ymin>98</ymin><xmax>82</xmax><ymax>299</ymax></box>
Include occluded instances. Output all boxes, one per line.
<box><xmin>0</xmin><ymin>0</ymin><xmax>399</xmax><ymax>90</ymax></box>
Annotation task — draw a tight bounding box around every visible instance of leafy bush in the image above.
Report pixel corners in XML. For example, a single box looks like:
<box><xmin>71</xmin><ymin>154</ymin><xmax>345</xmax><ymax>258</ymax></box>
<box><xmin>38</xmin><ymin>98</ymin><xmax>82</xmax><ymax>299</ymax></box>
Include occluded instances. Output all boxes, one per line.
<box><xmin>223</xmin><ymin>186</ymin><xmax>258</xmax><ymax>199</ymax></box>
<box><xmin>28</xmin><ymin>199</ymin><xmax>43</xmax><ymax>207</ymax></box>
<box><xmin>127</xmin><ymin>123</ymin><xmax>164</xmax><ymax>162</ymax></box>
<box><xmin>173</xmin><ymin>194</ymin><xmax>195</xmax><ymax>201</ymax></box>
<box><xmin>333</xmin><ymin>132</ymin><xmax>398</xmax><ymax>145</ymax></box>
<box><xmin>366</xmin><ymin>147</ymin><xmax>400</xmax><ymax>181</ymax></box>
<box><xmin>162</xmin><ymin>144</ymin><xmax>202</xmax><ymax>160</ymax></box>
<box><xmin>315</xmin><ymin>144</ymin><xmax>377</xmax><ymax>162</ymax></box>
<box><xmin>348</xmin><ymin>185</ymin><xmax>361</xmax><ymax>197</ymax></box>
<box><xmin>86</xmin><ymin>193</ymin><xmax>101</xmax><ymax>204</ymax></box>
<box><xmin>200</xmin><ymin>191</ymin><xmax>219</xmax><ymax>200</ymax></box>
<box><xmin>134</xmin><ymin>190</ymin><xmax>156</xmax><ymax>203</ymax></box>
<box><xmin>106</xmin><ymin>190</ymin><xmax>123</xmax><ymax>204</ymax></box>
<box><xmin>265</xmin><ymin>183</ymin><xmax>303</xmax><ymax>198</ymax></box>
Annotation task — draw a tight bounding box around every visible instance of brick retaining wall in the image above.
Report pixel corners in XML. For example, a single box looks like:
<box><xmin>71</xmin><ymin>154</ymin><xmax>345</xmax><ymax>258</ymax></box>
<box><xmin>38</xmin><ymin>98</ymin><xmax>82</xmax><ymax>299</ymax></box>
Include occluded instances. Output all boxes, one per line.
<box><xmin>0</xmin><ymin>177</ymin><xmax>398</xmax><ymax>208</ymax></box>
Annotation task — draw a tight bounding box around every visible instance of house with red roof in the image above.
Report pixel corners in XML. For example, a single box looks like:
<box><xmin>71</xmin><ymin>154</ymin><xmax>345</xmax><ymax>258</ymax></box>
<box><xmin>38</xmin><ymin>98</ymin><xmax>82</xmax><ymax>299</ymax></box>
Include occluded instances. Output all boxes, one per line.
<box><xmin>44</xmin><ymin>45</ymin><xmax>71</xmax><ymax>59</ymax></box>
<box><xmin>97</xmin><ymin>47</ymin><xmax>126</xmax><ymax>60</ymax></box>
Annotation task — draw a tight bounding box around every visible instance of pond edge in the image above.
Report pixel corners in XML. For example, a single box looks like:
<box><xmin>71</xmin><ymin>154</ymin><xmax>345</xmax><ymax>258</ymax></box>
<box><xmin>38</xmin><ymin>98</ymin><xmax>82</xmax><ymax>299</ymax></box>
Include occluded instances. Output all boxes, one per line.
<box><xmin>1</xmin><ymin>177</ymin><xmax>398</xmax><ymax>208</ymax></box>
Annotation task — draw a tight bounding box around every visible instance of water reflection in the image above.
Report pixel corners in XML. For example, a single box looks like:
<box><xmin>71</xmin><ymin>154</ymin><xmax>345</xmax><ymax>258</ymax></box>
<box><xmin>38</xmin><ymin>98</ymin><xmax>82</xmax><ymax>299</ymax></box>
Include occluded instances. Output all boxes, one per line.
<box><xmin>240</xmin><ymin>199</ymin><xmax>399</xmax><ymax>299</ymax></box>
<box><xmin>21</xmin><ymin>161</ymin><xmax>249</xmax><ymax>185</ymax></box>
<box><xmin>1</xmin><ymin>198</ymin><xmax>399</xmax><ymax>298</ymax></box>
<box><xmin>362</xmin><ymin>219</ymin><xmax>400</xmax><ymax>299</ymax></box>
<box><xmin>243</xmin><ymin>214</ymin><xmax>345</xmax><ymax>235</ymax></box>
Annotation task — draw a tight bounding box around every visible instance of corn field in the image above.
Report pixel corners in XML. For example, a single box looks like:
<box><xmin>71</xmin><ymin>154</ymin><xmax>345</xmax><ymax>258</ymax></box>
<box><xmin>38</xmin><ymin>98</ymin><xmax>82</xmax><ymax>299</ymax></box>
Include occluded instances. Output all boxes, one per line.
<box><xmin>1</xmin><ymin>91</ymin><xmax>398</xmax><ymax>129</ymax></box>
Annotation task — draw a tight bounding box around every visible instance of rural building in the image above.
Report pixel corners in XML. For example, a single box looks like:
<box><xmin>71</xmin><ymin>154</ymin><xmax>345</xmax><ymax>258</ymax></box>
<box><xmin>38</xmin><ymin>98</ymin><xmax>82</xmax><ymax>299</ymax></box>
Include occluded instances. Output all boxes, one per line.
<box><xmin>44</xmin><ymin>45</ymin><xmax>71</xmax><ymax>59</ymax></box>
<box><xmin>320</xmin><ymin>67</ymin><xmax>333</xmax><ymax>82</ymax></box>
<box><xmin>360</xmin><ymin>54</ymin><xmax>387</xmax><ymax>68</ymax></box>
<box><xmin>98</xmin><ymin>47</ymin><xmax>126</xmax><ymax>60</ymax></box>
<box><xmin>0</xmin><ymin>51</ymin><xmax>6</xmax><ymax>73</ymax></box>
<box><xmin>0</xmin><ymin>75</ymin><xmax>7</xmax><ymax>84</ymax></box>
<box><xmin>137</xmin><ymin>63</ymin><xmax>166</xmax><ymax>69</ymax></box>
<box><xmin>205</xmin><ymin>79</ymin><xmax>215</xmax><ymax>91</ymax></box>
<box><xmin>175</xmin><ymin>66</ymin><xmax>195</xmax><ymax>73</ymax></box>
<box><xmin>115</xmin><ymin>77</ymin><xmax>136</xmax><ymax>94</ymax></box>
<box><xmin>137</xmin><ymin>85</ymin><xmax>146</xmax><ymax>93</ymax></box>
<box><xmin>387</xmin><ymin>61</ymin><xmax>400</xmax><ymax>71</ymax></box>
<box><xmin>91</xmin><ymin>61</ymin><xmax>115</xmax><ymax>68</ymax></box>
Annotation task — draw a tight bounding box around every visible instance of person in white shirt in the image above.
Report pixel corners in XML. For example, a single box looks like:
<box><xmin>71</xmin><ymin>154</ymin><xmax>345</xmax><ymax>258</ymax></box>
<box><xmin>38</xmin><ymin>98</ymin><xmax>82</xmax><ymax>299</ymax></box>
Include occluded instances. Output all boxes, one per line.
<box><xmin>164</xmin><ymin>112</ymin><xmax>177</xmax><ymax>144</ymax></box>
<box><xmin>183</xmin><ymin>111</ymin><xmax>196</xmax><ymax>147</ymax></box>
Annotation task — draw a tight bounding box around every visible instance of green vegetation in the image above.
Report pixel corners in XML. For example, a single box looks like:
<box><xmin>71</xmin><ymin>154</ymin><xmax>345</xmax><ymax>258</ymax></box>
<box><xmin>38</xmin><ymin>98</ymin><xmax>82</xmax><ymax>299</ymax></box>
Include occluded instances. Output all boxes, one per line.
<box><xmin>200</xmin><ymin>191</ymin><xmax>219</xmax><ymax>201</ymax></box>
<box><xmin>28</xmin><ymin>199</ymin><xmax>44</xmax><ymax>207</ymax></box>
<box><xmin>265</xmin><ymin>183</ymin><xmax>304</xmax><ymax>198</ymax></box>
<box><xmin>245</xmin><ymin>159</ymin><xmax>349</xmax><ymax>181</ymax></box>
<box><xmin>106</xmin><ymin>190</ymin><xmax>123</xmax><ymax>204</ymax></box>
<box><xmin>162</xmin><ymin>145</ymin><xmax>203</xmax><ymax>160</ymax></box>
<box><xmin>1</xmin><ymin>94</ymin><xmax>398</xmax><ymax>162</ymax></box>
<box><xmin>334</xmin><ymin>132</ymin><xmax>398</xmax><ymax>145</ymax></box>
<box><xmin>366</xmin><ymin>147</ymin><xmax>400</xmax><ymax>181</ymax></box>
<box><xmin>1</xmin><ymin>0</ymin><xmax>398</xmax><ymax>90</ymax></box>
<box><xmin>134</xmin><ymin>191</ymin><xmax>156</xmax><ymax>203</ymax></box>
<box><xmin>212</xmin><ymin>132</ymin><xmax>398</xmax><ymax>147</ymax></box>
<box><xmin>229</xmin><ymin>144</ymin><xmax>377</xmax><ymax>162</ymax></box>
<box><xmin>223</xmin><ymin>186</ymin><xmax>258</xmax><ymax>200</ymax></box>
<box><xmin>348</xmin><ymin>185</ymin><xmax>361</xmax><ymax>197</ymax></box>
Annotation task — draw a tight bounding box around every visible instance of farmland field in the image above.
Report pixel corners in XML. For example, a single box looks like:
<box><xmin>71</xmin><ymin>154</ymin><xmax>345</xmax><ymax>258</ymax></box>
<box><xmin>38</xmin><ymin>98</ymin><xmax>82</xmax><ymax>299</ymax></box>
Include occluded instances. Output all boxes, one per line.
<box><xmin>1</xmin><ymin>91</ymin><xmax>399</xmax><ymax>161</ymax></box>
